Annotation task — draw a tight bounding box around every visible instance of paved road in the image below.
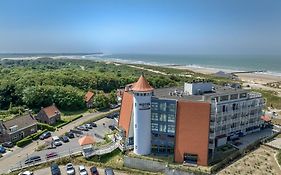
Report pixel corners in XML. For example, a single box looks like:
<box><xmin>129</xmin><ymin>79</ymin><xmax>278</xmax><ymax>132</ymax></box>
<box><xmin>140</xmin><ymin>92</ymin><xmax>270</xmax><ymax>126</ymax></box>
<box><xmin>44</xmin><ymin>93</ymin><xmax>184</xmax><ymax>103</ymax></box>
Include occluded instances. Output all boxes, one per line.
<box><xmin>0</xmin><ymin>109</ymin><xmax>119</xmax><ymax>174</ymax></box>
<box><xmin>21</xmin><ymin>165</ymin><xmax>128</xmax><ymax>175</ymax></box>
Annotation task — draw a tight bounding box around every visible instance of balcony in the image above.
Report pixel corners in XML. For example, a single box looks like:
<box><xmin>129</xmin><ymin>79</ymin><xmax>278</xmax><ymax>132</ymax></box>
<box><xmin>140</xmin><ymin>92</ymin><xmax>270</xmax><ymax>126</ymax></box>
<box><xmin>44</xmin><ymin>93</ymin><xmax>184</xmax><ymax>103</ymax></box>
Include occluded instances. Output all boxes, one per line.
<box><xmin>209</xmin><ymin>133</ymin><xmax>215</xmax><ymax>138</ymax></box>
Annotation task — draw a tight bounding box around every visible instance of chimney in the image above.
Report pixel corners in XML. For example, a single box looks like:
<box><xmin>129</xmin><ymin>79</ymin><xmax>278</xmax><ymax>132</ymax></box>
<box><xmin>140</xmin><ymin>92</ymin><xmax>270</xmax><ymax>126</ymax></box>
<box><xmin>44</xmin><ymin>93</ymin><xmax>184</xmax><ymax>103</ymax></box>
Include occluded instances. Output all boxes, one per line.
<box><xmin>125</xmin><ymin>86</ymin><xmax>129</xmax><ymax>92</ymax></box>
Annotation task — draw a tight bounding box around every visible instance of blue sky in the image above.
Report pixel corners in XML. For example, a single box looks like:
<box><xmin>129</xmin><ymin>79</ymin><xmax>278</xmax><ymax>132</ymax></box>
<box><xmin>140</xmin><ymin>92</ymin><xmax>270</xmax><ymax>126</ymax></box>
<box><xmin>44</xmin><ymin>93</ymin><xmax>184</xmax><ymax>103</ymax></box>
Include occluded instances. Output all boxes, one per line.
<box><xmin>0</xmin><ymin>0</ymin><xmax>280</xmax><ymax>54</ymax></box>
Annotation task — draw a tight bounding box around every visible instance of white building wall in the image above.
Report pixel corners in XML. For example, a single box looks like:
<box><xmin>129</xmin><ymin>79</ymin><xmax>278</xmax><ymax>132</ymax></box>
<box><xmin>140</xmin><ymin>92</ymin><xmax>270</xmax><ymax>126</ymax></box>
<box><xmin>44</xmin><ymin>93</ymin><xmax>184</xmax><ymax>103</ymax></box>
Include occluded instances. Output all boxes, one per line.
<box><xmin>133</xmin><ymin>92</ymin><xmax>152</xmax><ymax>155</ymax></box>
<box><xmin>184</xmin><ymin>82</ymin><xmax>213</xmax><ymax>95</ymax></box>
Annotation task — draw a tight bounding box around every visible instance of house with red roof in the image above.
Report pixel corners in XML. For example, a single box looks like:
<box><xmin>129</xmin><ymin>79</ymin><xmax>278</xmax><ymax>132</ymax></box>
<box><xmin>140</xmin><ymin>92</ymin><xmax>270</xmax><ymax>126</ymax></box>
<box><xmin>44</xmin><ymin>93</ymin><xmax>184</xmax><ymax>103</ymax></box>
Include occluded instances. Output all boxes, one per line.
<box><xmin>36</xmin><ymin>104</ymin><xmax>61</xmax><ymax>125</ymax></box>
<box><xmin>85</xmin><ymin>91</ymin><xmax>94</xmax><ymax>108</ymax></box>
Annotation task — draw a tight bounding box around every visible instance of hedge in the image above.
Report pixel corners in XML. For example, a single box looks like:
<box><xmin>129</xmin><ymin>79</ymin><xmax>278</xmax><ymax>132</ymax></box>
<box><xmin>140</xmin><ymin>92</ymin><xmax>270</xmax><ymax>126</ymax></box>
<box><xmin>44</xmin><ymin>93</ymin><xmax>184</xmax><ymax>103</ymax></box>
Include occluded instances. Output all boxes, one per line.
<box><xmin>38</xmin><ymin>123</ymin><xmax>56</xmax><ymax>131</ymax></box>
<box><xmin>16</xmin><ymin>137</ymin><xmax>33</xmax><ymax>147</ymax></box>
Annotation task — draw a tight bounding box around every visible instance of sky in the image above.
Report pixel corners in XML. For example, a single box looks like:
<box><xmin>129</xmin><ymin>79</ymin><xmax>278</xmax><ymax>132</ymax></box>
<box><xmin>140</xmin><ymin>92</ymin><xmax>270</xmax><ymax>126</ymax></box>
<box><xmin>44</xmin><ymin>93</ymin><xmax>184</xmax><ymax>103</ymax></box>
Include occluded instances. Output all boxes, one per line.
<box><xmin>0</xmin><ymin>0</ymin><xmax>280</xmax><ymax>54</ymax></box>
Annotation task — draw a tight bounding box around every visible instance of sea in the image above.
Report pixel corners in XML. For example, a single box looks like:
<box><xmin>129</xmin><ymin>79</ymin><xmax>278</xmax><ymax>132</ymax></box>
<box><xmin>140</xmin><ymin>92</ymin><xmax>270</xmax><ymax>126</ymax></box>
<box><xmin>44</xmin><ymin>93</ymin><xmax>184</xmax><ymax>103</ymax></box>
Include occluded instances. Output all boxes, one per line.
<box><xmin>1</xmin><ymin>53</ymin><xmax>281</xmax><ymax>76</ymax></box>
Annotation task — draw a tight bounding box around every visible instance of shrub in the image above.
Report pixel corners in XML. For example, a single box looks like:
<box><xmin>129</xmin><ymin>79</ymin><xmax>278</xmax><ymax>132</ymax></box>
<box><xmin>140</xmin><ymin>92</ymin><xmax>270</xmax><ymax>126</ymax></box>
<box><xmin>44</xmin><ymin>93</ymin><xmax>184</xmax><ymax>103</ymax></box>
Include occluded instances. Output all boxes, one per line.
<box><xmin>16</xmin><ymin>137</ymin><xmax>33</xmax><ymax>147</ymax></box>
<box><xmin>37</xmin><ymin>123</ymin><xmax>56</xmax><ymax>131</ymax></box>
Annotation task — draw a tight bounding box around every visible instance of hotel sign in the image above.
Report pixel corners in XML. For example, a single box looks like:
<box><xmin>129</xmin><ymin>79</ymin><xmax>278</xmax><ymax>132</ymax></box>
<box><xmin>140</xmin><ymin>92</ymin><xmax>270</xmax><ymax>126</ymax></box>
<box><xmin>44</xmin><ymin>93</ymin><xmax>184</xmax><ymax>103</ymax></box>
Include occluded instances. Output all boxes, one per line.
<box><xmin>139</xmin><ymin>103</ymin><xmax>151</xmax><ymax>110</ymax></box>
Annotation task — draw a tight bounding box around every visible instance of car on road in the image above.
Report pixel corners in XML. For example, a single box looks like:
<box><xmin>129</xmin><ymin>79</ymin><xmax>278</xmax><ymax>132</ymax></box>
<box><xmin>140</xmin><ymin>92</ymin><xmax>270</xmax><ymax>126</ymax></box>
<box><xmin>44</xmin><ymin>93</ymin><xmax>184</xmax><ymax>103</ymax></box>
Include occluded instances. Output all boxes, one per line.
<box><xmin>2</xmin><ymin>141</ymin><xmax>13</xmax><ymax>148</ymax></box>
<box><xmin>90</xmin><ymin>166</ymin><xmax>99</xmax><ymax>175</ymax></box>
<box><xmin>24</xmin><ymin>156</ymin><xmax>41</xmax><ymax>164</ymax></box>
<box><xmin>108</xmin><ymin>125</ymin><xmax>116</xmax><ymax>131</ymax></box>
<box><xmin>0</xmin><ymin>145</ymin><xmax>6</xmax><ymax>153</ymax></box>
<box><xmin>39</xmin><ymin>131</ymin><xmax>52</xmax><ymax>140</ymax></box>
<box><xmin>104</xmin><ymin>168</ymin><xmax>114</xmax><ymax>175</ymax></box>
<box><xmin>79</xmin><ymin>165</ymin><xmax>88</xmax><ymax>175</ymax></box>
<box><xmin>46</xmin><ymin>152</ymin><xmax>58</xmax><ymax>159</ymax></box>
<box><xmin>50</xmin><ymin>163</ymin><xmax>61</xmax><ymax>175</ymax></box>
<box><xmin>66</xmin><ymin>163</ymin><xmax>75</xmax><ymax>175</ymax></box>
<box><xmin>18</xmin><ymin>171</ymin><xmax>33</xmax><ymax>175</ymax></box>
<box><xmin>66</xmin><ymin>132</ymin><xmax>75</xmax><ymax>138</ymax></box>
<box><xmin>85</xmin><ymin>123</ymin><xmax>93</xmax><ymax>129</ymax></box>
<box><xmin>52</xmin><ymin>136</ymin><xmax>62</xmax><ymax>147</ymax></box>
<box><xmin>60</xmin><ymin>135</ymin><xmax>69</xmax><ymax>143</ymax></box>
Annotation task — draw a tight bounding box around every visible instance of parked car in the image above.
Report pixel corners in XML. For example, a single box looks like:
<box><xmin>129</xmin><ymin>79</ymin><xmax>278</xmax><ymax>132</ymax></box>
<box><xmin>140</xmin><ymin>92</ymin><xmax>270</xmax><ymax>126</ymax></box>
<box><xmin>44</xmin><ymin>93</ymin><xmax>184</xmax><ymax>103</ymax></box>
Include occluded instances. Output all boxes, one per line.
<box><xmin>2</xmin><ymin>141</ymin><xmax>13</xmax><ymax>148</ymax></box>
<box><xmin>52</xmin><ymin>136</ymin><xmax>62</xmax><ymax>146</ymax></box>
<box><xmin>39</xmin><ymin>131</ymin><xmax>52</xmax><ymax>140</ymax></box>
<box><xmin>108</xmin><ymin>125</ymin><xmax>116</xmax><ymax>131</ymax></box>
<box><xmin>24</xmin><ymin>156</ymin><xmax>41</xmax><ymax>164</ymax></box>
<box><xmin>90</xmin><ymin>166</ymin><xmax>99</xmax><ymax>175</ymax></box>
<box><xmin>104</xmin><ymin>168</ymin><xmax>114</xmax><ymax>175</ymax></box>
<box><xmin>18</xmin><ymin>171</ymin><xmax>33</xmax><ymax>175</ymax></box>
<box><xmin>66</xmin><ymin>163</ymin><xmax>75</xmax><ymax>175</ymax></box>
<box><xmin>90</xmin><ymin>122</ymin><xmax>97</xmax><ymax>127</ymax></box>
<box><xmin>0</xmin><ymin>145</ymin><xmax>6</xmax><ymax>153</ymax></box>
<box><xmin>66</xmin><ymin>132</ymin><xmax>75</xmax><ymax>138</ymax></box>
<box><xmin>106</xmin><ymin>114</ymin><xmax>114</xmax><ymax>119</ymax></box>
<box><xmin>77</xmin><ymin>125</ymin><xmax>88</xmax><ymax>131</ymax></box>
<box><xmin>46</xmin><ymin>152</ymin><xmax>58</xmax><ymax>159</ymax></box>
<box><xmin>79</xmin><ymin>165</ymin><xmax>88</xmax><ymax>175</ymax></box>
<box><xmin>85</xmin><ymin>123</ymin><xmax>93</xmax><ymax>129</ymax></box>
<box><xmin>50</xmin><ymin>162</ymin><xmax>61</xmax><ymax>175</ymax></box>
<box><xmin>60</xmin><ymin>136</ymin><xmax>69</xmax><ymax>143</ymax></box>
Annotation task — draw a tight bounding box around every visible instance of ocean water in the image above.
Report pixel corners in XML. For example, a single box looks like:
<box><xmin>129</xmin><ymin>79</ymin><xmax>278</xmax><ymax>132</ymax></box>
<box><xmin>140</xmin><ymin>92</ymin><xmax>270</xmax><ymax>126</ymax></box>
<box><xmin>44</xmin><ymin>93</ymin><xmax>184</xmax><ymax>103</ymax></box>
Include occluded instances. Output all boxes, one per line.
<box><xmin>1</xmin><ymin>53</ymin><xmax>281</xmax><ymax>75</ymax></box>
<box><xmin>93</xmin><ymin>54</ymin><xmax>281</xmax><ymax>75</ymax></box>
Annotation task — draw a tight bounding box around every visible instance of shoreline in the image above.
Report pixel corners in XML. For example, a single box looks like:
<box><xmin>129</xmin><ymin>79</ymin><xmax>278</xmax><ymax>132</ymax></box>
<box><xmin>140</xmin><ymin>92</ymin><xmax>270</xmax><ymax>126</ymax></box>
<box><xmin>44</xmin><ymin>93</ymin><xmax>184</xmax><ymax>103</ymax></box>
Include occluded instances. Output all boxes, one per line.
<box><xmin>1</xmin><ymin>55</ymin><xmax>281</xmax><ymax>85</ymax></box>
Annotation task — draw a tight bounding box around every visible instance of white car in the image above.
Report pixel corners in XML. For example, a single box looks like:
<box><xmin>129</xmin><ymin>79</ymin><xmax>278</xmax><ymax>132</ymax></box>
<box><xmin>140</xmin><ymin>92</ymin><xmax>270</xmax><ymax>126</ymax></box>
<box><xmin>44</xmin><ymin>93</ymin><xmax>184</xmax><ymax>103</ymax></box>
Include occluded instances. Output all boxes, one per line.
<box><xmin>79</xmin><ymin>165</ymin><xmax>88</xmax><ymax>175</ymax></box>
<box><xmin>18</xmin><ymin>171</ymin><xmax>33</xmax><ymax>175</ymax></box>
<box><xmin>52</xmin><ymin>136</ymin><xmax>62</xmax><ymax>146</ymax></box>
<box><xmin>66</xmin><ymin>163</ymin><xmax>75</xmax><ymax>175</ymax></box>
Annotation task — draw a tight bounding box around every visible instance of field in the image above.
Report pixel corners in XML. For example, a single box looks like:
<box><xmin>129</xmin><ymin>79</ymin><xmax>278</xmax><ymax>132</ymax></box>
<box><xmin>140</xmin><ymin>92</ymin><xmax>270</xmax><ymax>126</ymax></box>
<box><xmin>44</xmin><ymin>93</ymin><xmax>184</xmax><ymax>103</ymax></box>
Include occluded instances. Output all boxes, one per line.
<box><xmin>218</xmin><ymin>146</ymin><xmax>281</xmax><ymax>175</ymax></box>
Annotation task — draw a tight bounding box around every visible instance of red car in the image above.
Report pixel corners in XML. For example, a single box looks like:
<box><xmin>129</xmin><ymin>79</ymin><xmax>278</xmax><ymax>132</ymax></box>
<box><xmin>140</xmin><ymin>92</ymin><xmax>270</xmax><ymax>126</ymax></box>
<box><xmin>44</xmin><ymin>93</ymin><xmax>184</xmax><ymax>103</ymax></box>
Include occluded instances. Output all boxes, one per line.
<box><xmin>46</xmin><ymin>152</ymin><xmax>58</xmax><ymax>159</ymax></box>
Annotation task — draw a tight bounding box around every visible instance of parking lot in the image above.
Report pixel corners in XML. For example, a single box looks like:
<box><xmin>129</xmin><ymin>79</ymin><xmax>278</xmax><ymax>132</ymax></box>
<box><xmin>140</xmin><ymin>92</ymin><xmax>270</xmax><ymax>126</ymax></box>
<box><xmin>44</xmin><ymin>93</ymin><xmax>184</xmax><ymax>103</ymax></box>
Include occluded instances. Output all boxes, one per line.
<box><xmin>14</xmin><ymin>117</ymin><xmax>118</xmax><ymax>169</ymax></box>
<box><xmin>27</xmin><ymin>165</ymin><xmax>128</xmax><ymax>175</ymax></box>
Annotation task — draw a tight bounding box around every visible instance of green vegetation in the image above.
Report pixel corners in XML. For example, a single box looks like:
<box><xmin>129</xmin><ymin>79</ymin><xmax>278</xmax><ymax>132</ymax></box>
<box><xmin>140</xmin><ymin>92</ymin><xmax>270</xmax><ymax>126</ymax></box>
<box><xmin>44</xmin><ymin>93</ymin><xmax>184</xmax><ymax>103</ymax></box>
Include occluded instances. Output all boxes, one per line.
<box><xmin>0</xmin><ymin>58</ymin><xmax>235</xmax><ymax>121</ymax></box>
<box><xmin>37</xmin><ymin>122</ymin><xmax>56</xmax><ymax>131</ymax></box>
<box><xmin>16</xmin><ymin>137</ymin><xmax>33</xmax><ymax>147</ymax></box>
<box><xmin>253</xmin><ymin>89</ymin><xmax>281</xmax><ymax>109</ymax></box>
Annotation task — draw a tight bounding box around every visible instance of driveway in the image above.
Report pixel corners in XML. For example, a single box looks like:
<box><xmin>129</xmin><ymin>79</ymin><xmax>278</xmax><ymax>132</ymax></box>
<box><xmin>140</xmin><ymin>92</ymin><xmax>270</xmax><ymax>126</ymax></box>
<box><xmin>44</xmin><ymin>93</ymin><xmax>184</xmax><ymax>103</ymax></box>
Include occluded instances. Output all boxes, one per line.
<box><xmin>0</xmin><ymin>109</ymin><xmax>119</xmax><ymax>174</ymax></box>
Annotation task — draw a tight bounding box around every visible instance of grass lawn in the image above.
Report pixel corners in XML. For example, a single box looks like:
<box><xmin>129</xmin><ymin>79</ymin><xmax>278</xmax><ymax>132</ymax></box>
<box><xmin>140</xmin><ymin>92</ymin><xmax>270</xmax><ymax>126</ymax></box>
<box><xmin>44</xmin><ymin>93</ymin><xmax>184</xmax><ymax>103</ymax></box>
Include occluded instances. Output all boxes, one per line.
<box><xmin>253</xmin><ymin>89</ymin><xmax>281</xmax><ymax>109</ymax></box>
<box><xmin>61</xmin><ymin>108</ymin><xmax>90</xmax><ymax>122</ymax></box>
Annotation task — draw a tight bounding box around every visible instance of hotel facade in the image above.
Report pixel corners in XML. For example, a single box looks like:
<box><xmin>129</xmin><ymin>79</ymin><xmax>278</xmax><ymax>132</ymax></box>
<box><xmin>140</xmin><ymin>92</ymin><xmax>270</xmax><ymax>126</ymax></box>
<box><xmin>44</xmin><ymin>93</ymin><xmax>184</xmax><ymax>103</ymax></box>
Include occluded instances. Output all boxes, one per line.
<box><xmin>118</xmin><ymin>75</ymin><xmax>265</xmax><ymax>166</ymax></box>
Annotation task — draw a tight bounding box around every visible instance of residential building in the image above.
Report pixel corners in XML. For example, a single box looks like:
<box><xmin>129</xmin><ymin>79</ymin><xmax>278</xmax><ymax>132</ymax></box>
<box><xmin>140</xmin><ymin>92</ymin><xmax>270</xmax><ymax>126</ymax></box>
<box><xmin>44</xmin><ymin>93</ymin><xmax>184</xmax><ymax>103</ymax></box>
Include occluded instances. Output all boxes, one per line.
<box><xmin>118</xmin><ymin>75</ymin><xmax>265</xmax><ymax>166</ymax></box>
<box><xmin>36</xmin><ymin>104</ymin><xmax>61</xmax><ymax>125</ymax></box>
<box><xmin>0</xmin><ymin>114</ymin><xmax>37</xmax><ymax>143</ymax></box>
<box><xmin>85</xmin><ymin>91</ymin><xmax>94</xmax><ymax>108</ymax></box>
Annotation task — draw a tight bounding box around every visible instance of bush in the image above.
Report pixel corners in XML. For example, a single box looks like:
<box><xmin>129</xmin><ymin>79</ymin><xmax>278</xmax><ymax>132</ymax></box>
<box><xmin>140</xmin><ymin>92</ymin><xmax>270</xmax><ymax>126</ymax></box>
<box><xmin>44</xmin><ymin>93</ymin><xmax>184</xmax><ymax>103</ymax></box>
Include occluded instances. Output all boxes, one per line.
<box><xmin>38</xmin><ymin>123</ymin><xmax>56</xmax><ymax>131</ymax></box>
<box><xmin>16</xmin><ymin>137</ymin><xmax>33</xmax><ymax>147</ymax></box>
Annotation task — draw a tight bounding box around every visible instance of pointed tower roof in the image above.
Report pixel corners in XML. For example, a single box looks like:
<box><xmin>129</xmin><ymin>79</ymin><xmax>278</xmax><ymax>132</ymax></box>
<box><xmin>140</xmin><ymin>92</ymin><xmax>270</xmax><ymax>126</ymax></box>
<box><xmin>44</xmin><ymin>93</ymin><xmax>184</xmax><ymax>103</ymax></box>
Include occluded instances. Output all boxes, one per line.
<box><xmin>131</xmin><ymin>74</ymin><xmax>154</xmax><ymax>92</ymax></box>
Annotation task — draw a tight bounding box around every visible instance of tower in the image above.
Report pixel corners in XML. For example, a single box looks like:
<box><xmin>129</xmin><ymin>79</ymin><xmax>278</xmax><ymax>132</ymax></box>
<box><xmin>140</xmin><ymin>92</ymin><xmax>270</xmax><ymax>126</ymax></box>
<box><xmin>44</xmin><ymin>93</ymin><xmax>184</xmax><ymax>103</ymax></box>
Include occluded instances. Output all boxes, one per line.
<box><xmin>131</xmin><ymin>74</ymin><xmax>154</xmax><ymax>155</ymax></box>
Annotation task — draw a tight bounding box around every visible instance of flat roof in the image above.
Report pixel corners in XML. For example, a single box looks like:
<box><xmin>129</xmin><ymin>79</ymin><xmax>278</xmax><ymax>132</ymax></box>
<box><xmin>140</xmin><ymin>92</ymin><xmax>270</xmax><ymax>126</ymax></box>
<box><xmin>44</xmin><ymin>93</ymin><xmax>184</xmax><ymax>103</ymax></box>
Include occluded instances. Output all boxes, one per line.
<box><xmin>153</xmin><ymin>85</ymin><xmax>249</xmax><ymax>102</ymax></box>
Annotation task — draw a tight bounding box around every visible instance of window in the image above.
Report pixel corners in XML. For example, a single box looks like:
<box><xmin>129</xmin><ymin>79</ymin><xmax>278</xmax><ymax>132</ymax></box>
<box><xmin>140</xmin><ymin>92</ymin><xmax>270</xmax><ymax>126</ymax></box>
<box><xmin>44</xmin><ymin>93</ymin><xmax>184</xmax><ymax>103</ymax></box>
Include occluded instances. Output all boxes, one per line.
<box><xmin>151</xmin><ymin>113</ymin><xmax>158</xmax><ymax>121</ymax></box>
<box><xmin>167</xmin><ymin>114</ymin><xmax>175</xmax><ymax>123</ymax></box>
<box><xmin>240</xmin><ymin>93</ymin><xmax>247</xmax><ymax>98</ymax></box>
<box><xmin>152</xmin><ymin>123</ymin><xmax>158</xmax><ymax>131</ymax></box>
<box><xmin>168</xmin><ymin>104</ymin><xmax>176</xmax><ymax>112</ymax></box>
<box><xmin>151</xmin><ymin>102</ymin><xmax>158</xmax><ymax>110</ymax></box>
<box><xmin>159</xmin><ymin>124</ymin><xmax>166</xmax><ymax>132</ymax></box>
<box><xmin>159</xmin><ymin>103</ymin><xmax>167</xmax><ymax>111</ymax></box>
<box><xmin>220</xmin><ymin>95</ymin><xmax>229</xmax><ymax>101</ymax></box>
<box><xmin>167</xmin><ymin>125</ymin><xmax>175</xmax><ymax>133</ymax></box>
<box><xmin>230</xmin><ymin>94</ymin><xmax>238</xmax><ymax>100</ymax></box>
<box><xmin>159</xmin><ymin>114</ymin><xmax>166</xmax><ymax>122</ymax></box>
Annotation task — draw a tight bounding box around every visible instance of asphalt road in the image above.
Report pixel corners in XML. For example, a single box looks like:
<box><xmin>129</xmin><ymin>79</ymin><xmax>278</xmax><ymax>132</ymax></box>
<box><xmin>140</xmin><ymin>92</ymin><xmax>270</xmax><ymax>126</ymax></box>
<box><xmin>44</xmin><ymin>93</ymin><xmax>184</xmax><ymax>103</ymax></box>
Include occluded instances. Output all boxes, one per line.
<box><xmin>14</xmin><ymin>117</ymin><xmax>117</xmax><ymax>170</ymax></box>
<box><xmin>0</xmin><ymin>109</ymin><xmax>119</xmax><ymax>174</ymax></box>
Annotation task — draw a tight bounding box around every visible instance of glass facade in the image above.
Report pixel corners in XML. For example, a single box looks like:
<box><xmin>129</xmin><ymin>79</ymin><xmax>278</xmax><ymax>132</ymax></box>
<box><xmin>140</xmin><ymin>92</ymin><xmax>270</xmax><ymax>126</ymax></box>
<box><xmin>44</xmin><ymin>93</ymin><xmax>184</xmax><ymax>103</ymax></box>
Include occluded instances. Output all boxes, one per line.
<box><xmin>151</xmin><ymin>97</ymin><xmax>177</xmax><ymax>155</ymax></box>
